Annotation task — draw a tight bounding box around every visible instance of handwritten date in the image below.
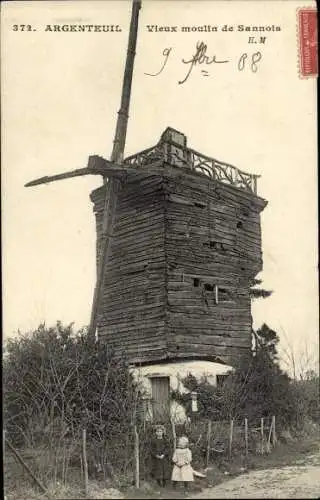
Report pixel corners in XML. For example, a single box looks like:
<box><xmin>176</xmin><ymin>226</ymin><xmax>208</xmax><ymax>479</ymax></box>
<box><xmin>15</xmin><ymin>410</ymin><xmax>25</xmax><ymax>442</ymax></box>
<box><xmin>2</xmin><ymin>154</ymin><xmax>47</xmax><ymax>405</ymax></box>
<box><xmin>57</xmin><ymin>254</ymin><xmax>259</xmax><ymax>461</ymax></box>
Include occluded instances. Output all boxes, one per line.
<box><xmin>145</xmin><ymin>41</ymin><xmax>262</xmax><ymax>84</ymax></box>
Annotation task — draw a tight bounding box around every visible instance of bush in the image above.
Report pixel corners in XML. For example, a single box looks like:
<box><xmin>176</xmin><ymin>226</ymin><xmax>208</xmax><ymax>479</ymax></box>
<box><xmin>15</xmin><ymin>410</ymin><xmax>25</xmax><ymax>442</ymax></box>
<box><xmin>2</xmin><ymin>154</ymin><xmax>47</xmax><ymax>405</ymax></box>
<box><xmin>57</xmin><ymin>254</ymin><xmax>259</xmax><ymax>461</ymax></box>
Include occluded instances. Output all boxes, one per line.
<box><xmin>4</xmin><ymin>322</ymin><xmax>144</xmax><ymax>481</ymax></box>
<box><xmin>171</xmin><ymin>324</ymin><xmax>318</xmax><ymax>431</ymax></box>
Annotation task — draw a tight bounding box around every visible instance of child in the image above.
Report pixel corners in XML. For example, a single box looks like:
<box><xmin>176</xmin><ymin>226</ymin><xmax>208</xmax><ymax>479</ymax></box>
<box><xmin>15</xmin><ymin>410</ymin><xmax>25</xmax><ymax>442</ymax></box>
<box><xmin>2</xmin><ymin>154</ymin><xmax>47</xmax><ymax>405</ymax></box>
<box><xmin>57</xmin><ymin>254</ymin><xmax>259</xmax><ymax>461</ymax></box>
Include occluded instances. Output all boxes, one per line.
<box><xmin>150</xmin><ymin>425</ymin><xmax>171</xmax><ymax>488</ymax></box>
<box><xmin>172</xmin><ymin>436</ymin><xmax>194</xmax><ymax>491</ymax></box>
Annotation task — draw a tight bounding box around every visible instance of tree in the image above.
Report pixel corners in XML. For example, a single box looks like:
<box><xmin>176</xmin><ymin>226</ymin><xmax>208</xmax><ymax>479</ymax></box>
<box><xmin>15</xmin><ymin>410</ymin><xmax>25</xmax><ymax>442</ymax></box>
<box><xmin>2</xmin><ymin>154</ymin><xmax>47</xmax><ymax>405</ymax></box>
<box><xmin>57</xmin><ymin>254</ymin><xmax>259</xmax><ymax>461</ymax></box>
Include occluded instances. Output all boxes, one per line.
<box><xmin>173</xmin><ymin>324</ymin><xmax>299</xmax><ymax>428</ymax></box>
<box><xmin>249</xmin><ymin>278</ymin><xmax>273</xmax><ymax>300</ymax></box>
<box><xmin>4</xmin><ymin>322</ymin><xmax>143</xmax><ymax>476</ymax></box>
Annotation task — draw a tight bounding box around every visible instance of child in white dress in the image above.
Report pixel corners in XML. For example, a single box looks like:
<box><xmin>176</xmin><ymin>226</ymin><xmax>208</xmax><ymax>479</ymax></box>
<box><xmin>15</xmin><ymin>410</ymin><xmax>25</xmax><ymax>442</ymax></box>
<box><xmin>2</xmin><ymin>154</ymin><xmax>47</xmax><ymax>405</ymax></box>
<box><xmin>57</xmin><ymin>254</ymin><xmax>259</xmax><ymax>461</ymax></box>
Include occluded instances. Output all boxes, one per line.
<box><xmin>171</xmin><ymin>436</ymin><xmax>194</xmax><ymax>491</ymax></box>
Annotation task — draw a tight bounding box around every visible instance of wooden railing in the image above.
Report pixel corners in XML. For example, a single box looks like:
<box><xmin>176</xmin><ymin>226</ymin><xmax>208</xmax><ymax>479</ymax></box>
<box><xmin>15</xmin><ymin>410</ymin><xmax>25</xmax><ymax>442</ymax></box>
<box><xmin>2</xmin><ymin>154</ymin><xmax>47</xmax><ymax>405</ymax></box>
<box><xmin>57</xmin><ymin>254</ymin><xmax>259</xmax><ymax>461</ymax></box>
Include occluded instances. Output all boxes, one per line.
<box><xmin>124</xmin><ymin>142</ymin><xmax>259</xmax><ymax>194</ymax></box>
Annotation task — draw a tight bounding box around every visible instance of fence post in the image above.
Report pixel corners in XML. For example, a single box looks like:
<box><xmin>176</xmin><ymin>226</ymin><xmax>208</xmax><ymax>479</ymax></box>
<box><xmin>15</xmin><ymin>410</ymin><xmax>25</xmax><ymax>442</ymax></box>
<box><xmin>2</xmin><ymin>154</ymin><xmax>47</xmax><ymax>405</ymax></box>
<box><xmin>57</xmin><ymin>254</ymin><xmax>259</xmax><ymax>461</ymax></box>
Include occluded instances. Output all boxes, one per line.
<box><xmin>134</xmin><ymin>425</ymin><xmax>140</xmax><ymax>489</ymax></box>
<box><xmin>261</xmin><ymin>418</ymin><xmax>264</xmax><ymax>453</ymax></box>
<box><xmin>229</xmin><ymin>419</ymin><xmax>234</xmax><ymax>459</ymax></box>
<box><xmin>272</xmin><ymin>416</ymin><xmax>276</xmax><ymax>447</ymax></box>
<box><xmin>206</xmin><ymin>420</ymin><xmax>212</xmax><ymax>468</ymax></box>
<box><xmin>244</xmin><ymin>418</ymin><xmax>248</xmax><ymax>457</ymax></box>
<box><xmin>79</xmin><ymin>453</ymin><xmax>83</xmax><ymax>482</ymax></box>
<box><xmin>82</xmin><ymin>428</ymin><xmax>89</xmax><ymax>497</ymax></box>
<box><xmin>171</xmin><ymin>419</ymin><xmax>177</xmax><ymax>450</ymax></box>
<box><xmin>267</xmin><ymin>419</ymin><xmax>272</xmax><ymax>447</ymax></box>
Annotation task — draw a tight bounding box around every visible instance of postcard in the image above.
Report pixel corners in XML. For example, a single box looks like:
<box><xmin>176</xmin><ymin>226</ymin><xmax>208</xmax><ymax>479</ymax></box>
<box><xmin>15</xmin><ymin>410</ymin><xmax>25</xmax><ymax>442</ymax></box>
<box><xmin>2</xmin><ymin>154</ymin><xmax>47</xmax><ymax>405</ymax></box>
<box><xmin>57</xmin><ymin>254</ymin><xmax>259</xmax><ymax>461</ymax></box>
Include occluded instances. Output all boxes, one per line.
<box><xmin>2</xmin><ymin>1</ymin><xmax>318</xmax><ymax>497</ymax></box>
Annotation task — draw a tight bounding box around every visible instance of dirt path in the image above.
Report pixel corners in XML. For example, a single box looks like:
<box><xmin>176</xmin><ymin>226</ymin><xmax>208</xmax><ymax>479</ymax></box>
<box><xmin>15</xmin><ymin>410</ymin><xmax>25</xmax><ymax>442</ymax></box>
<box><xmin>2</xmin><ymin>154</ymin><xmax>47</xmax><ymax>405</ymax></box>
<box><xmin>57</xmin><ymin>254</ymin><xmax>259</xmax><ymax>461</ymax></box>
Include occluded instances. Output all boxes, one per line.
<box><xmin>190</xmin><ymin>453</ymin><xmax>320</xmax><ymax>499</ymax></box>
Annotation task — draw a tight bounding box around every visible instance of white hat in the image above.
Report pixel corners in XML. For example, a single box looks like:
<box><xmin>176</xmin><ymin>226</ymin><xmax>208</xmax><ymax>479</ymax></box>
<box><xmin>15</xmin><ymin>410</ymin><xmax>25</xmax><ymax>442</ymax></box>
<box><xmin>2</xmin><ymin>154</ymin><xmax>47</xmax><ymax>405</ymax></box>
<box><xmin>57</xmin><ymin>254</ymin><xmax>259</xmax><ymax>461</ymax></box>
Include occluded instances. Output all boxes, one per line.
<box><xmin>178</xmin><ymin>436</ymin><xmax>189</xmax><ymax>447</ymax></box>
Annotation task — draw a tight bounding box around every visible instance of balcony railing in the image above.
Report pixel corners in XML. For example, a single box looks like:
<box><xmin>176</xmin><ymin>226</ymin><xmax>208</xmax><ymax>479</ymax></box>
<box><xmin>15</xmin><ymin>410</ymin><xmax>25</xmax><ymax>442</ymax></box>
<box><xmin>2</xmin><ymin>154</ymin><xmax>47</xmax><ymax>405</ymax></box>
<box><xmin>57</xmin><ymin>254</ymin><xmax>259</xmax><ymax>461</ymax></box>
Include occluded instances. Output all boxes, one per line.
<box><xmin>124</xmin><ymin>141</ymin><xmax>259</xmax><ymax>195</ymax></box>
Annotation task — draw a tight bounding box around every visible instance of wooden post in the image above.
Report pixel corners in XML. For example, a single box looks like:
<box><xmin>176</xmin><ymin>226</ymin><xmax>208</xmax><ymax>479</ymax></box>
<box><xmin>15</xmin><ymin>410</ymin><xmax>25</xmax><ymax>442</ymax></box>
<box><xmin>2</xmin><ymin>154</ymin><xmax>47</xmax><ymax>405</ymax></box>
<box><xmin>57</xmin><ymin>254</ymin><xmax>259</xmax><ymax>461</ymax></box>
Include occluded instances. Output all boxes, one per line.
<box><xmin>261</xmin><ymin>417</ymin><xmax>264</xmax><ymax>453</ymax></box>
<box><xmin>244</xmin><ymin>418</ymin><xmax>248</xmax><ymax>457</ymax></box>
<box><xmin>206</xmin><ymin>420</ymin><xmax>212</xmax><ymax>467</ymax></box>
<box><xmin>110</xmin><ymin>0</ymin><xmax>142</xmax><ymax>164</ymax></box>
<box><xmin>5</xmin><ymin>438</ymin><xmax>47</xmax><ymax>494</ymax></box>
<box><xmin>79</xmin><ymin>454</ymin><xmax>83</xmax><ymax>481</ymax></box>
<box><xmin>171</xmin><ymin>419</ymin><xmax>177</xmax><ymax>450</ymax></box>
<box><xmin>229</xmin><ymin>419</ymin><xmax>234</xmax><ymax>459</ymax></box>
<box><xmin>267</xmin><ymin>419</ymin><xmax>273</xmax><ymax>447</ymax></box>
<box><xmin>134</xmin><ymin>425</ymin><xmax>140</xmax><ymax>488</ymax></box>
<box><xmin>272</xmin><ymin>416</ymin><xmax>276</xmax><ymax>447</ymax></box>
<box><xmin>82</xmin><ymin>428</ymin><xmax>89</xmax><ymax>497</ymax></box>
<box><xmin>252</xmin><ymin>174</ymin><xmax>258</xmax><ymax>194</ymax></box>
<box><xmin>214</xmin><ymin>285</ymin><xmax>219</xmax><ymax>304</ymax></box>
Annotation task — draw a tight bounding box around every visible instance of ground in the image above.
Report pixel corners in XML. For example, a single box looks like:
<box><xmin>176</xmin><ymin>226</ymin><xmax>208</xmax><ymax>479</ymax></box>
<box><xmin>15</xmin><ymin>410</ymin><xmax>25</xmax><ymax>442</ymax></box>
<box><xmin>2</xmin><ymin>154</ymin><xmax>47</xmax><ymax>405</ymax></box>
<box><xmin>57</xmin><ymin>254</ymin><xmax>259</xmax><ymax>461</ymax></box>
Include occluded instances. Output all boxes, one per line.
<box><xmin>192</xmin><ymin>457</ymin><xmax>320</xmax><ymax>498</ymax></box>
<box><xmin>5</xmin><ymin>435</ymin><xmax>320</xmax><ymax>499</ymax></box>
<box><xmin>126</xmin><ymin>436</ymin><xmax>320</xmax><ymax>499</ymax></box>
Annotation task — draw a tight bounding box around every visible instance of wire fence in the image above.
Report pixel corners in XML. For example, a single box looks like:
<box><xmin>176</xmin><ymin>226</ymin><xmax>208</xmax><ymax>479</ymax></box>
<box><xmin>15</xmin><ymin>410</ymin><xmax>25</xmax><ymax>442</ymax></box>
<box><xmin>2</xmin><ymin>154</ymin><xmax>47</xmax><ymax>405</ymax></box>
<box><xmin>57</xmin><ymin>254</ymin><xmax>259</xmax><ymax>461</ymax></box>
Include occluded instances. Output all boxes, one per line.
<box><xmin>4</xmin><ymin>414</ymin><xmax>277</xmax><ymax>495</ymax></box>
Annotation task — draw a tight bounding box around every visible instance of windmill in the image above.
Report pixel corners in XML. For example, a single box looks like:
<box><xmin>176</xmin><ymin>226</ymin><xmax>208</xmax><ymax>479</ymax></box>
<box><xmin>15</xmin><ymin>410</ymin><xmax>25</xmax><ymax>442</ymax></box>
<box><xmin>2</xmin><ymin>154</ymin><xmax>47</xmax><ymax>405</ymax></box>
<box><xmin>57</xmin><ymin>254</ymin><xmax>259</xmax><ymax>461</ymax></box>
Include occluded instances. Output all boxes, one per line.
<box><xmin>26</xmin><ymin>0</ymin><xmax>268</xmax><ymax>369</ymax></box>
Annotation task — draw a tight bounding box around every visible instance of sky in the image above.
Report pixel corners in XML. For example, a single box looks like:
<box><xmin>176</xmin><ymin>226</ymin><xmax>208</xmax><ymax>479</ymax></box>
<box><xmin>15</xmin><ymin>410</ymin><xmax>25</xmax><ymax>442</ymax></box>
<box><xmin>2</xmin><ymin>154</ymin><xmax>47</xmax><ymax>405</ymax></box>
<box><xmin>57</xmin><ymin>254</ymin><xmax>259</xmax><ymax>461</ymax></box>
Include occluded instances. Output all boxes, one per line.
<box><xmin>2</xmin><ymin>0</ymin><xmax>318</xmax><ymax>375</ymax></box>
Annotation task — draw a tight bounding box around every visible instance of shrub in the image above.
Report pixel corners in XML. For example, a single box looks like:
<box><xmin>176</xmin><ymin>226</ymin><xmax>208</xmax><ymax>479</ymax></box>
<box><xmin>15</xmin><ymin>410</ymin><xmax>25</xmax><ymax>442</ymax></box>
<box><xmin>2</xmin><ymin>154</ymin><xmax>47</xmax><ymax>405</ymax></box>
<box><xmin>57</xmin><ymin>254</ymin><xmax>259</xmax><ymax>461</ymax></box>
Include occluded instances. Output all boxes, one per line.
<box><xmin>171</xmin><ymin>324</ymin><xmax>318</xmax><ymax>431</ymax></box>
<box><xmin>4</xmin><ymin>322</ymin><xmax>144</xmax><ymax>480</ymax></box>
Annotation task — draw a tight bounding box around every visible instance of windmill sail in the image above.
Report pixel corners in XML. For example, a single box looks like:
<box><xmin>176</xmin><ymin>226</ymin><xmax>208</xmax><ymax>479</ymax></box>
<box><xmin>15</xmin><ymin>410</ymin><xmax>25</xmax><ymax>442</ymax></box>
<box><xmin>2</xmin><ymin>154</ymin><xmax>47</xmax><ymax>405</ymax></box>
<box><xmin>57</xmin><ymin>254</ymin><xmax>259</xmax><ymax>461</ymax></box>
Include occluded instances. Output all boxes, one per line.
<box><xmin>25</xmin><ymin>156</ymin><xmax>133</xmax><ymax>187</ymax></box>
<box><xmin>88</xmin><ymin>0</ymin><xmax>142</xmax><ymax>339</ymax></box>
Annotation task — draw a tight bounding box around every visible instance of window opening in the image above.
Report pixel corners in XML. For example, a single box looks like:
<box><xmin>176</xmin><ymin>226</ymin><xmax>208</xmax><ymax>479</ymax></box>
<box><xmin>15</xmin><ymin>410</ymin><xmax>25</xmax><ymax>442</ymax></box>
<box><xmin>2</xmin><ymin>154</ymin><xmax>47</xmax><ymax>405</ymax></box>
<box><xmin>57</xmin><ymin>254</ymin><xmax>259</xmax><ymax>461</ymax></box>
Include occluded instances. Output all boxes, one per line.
<box><xmin>194</xmin><ymin>201</ymin><xmax>207</xmax><ymax>209</ymax></box>
<box><xmin>218</xmin><ymin>287</ymin><xmax>232</xmax><ymax>302</ymax></box>
<box><xmin>216</xmin><ymin>374</ymin><xmax>229</xmax><ymax>388</ymax></box>
<box><xmin>193</xmin><ymin>278</ymin><xmax>200</xmax><ymax>287</ymax></box>
<box><xmin>204</xmin><ymin>283</ymin><xmax>214</xmax><ymax>292</ymax></box>
<box><xmin>203</xmin><ymin>240</ymin><xmax>226</xmax><ymax>251</ymax></box>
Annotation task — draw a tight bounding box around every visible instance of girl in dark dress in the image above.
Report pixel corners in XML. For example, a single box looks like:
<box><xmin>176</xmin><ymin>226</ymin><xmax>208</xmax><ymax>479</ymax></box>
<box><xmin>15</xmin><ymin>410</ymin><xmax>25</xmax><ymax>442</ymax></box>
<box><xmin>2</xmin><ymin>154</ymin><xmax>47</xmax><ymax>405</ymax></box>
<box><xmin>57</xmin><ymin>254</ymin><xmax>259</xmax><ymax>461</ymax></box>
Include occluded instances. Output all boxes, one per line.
<box><xmin>150</xmin><ymin>425</ymin><xmax>171</xmax><ymax>487</ymax></box>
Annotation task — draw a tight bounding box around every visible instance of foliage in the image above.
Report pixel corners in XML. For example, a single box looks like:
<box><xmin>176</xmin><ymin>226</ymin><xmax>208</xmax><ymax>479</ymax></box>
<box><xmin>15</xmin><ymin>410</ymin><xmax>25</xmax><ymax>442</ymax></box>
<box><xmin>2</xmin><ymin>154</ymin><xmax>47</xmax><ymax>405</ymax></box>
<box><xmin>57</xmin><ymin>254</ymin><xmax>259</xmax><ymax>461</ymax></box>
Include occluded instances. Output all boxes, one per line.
<box><xmin>249</xmin><ymin>278</ymin><xmax>273</xmax><ymax>300</ymax></box>
<box><xmin>171</xmin><ymin>324</ymin><xmax>318</xmax><ymax>430</ymax></box>
<box><xmin>290</xmin><ymin>374</ymin><xmax>320</xmax><ymax>428</ymax></box>
<box><xmin>4</xmin><ymin>322</ymin><xmax>143</xmax><ymax>478</ymax></box>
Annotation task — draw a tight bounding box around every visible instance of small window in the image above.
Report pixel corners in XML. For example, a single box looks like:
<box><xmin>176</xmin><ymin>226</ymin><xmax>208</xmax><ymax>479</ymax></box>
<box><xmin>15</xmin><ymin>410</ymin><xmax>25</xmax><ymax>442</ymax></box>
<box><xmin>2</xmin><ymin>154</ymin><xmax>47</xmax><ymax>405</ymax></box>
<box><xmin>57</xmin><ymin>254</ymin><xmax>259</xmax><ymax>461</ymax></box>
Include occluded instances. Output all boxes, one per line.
<box><xmin>204</xmin><ymin>283</ymin><xmax>214</xmax><ymax>292</ymax></box>
<box><xmin>203</xmin><ymin>241</ymin><xmax>225</xmax><ymax>251</ymax></box>
<box><xmin>203</xmin><ymin>241</ymin><xmax>217</xmax><ymax>248</ymax></box>
<box><xmin>194</xmin><ymin>201</ymin><xmax>207</xmax><ymax>209</ymax></box>
<box><xmin>193</xmin><ymin>278</ymin><xmax>200</xmax><ymax>287</ymax></box>
<box><xmin>216</xmin><ymin>374</ymin><xmax>229</xmax><ymax>388</ymax></box>
<box><xmin>237</xmin><ymin>221</ymin><xmax>243</xmax><ymax>229</ymax></box>
<box><xmin>218</xmin><ymin>287</ymin><xmax>232</xmax><ymax>302</ymax></box>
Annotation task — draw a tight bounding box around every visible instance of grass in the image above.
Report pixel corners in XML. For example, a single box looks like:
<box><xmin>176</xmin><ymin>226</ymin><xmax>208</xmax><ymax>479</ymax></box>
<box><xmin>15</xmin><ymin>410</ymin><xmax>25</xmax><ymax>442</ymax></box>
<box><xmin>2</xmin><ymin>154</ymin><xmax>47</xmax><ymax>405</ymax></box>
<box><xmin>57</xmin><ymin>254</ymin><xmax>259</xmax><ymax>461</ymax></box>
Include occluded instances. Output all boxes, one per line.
<box><xmin>246</xmin><ymin>435</ymin><xmax>320</xmax><ymax>470</ymax></box>
<box><xmin>5</xmin><ymin>431</ymin><xmax>319</xmax><ymax>500</ymax></box>
<box><xmin>124</xmin><ymin>431</ymin><xmax>320</xmax><ymax>499</ymax></box>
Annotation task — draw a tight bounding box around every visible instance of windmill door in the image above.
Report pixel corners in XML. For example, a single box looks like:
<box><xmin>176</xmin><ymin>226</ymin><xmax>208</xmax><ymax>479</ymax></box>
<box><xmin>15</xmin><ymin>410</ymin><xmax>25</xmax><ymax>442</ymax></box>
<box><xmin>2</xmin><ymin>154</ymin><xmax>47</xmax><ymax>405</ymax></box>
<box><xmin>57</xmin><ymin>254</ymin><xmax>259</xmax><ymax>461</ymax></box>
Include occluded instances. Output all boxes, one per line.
<box><xmin>150</xmin><ymin>376</ymin><xmax>170</xmax><ymax>422</ymax></box>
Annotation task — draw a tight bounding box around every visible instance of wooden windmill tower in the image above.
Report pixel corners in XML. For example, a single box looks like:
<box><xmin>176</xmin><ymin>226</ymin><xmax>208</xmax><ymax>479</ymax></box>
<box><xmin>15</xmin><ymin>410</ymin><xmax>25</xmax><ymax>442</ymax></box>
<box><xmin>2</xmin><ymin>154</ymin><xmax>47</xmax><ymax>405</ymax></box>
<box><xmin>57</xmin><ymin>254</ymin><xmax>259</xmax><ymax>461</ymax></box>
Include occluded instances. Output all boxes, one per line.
<box><xmin>26</xmin><ymin>1</ymin><xmax>267</xmax><ymax>369</ymax></box>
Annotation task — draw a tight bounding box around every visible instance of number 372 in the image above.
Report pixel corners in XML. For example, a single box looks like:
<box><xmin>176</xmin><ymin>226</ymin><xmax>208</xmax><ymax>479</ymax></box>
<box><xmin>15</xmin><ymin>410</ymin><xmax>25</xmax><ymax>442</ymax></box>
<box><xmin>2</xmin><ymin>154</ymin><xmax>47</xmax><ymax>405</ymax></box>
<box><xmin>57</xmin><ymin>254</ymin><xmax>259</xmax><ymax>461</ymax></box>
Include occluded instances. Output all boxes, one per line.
<box><xmin>12</xmin><ymin>25</ymin><xmax>33</xmax><ymax>31</ymax></box>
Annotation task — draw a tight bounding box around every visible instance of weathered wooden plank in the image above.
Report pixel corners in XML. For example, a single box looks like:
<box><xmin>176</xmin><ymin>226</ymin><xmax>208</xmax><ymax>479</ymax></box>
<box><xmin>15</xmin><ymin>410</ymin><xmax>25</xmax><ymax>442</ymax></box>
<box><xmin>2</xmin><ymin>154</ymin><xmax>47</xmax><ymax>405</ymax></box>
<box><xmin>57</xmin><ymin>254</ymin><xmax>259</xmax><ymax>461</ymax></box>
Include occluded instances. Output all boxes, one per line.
<box><xmin>169</xmin><ymin>342</ymin><xmax>248</xmax><ymax>356</ymax></box>
<box><xmin>90</xmin><ymin>154</ymin><xmax>265</xmax><ymax>365</ymax></box>
<box><xmin>173</xmin><ymin>334</ymin><xmax>250</xmax><ymax>348</ymax></box>
<box><xmin>162</xmin><ymin>168</ymin><xmax>267</xmax><ymax>210</ymax></box>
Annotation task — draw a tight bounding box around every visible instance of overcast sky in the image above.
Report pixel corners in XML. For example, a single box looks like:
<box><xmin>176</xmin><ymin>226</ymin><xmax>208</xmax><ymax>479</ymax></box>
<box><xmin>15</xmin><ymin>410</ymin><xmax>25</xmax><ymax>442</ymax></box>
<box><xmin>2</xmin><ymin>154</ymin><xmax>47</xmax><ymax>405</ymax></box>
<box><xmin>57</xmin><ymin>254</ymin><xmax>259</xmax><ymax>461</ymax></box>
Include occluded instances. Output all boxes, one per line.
<box><xmin>2</xmin><ymin>0</ymin><xmax>318</xmax><ymax>373</ymax></box>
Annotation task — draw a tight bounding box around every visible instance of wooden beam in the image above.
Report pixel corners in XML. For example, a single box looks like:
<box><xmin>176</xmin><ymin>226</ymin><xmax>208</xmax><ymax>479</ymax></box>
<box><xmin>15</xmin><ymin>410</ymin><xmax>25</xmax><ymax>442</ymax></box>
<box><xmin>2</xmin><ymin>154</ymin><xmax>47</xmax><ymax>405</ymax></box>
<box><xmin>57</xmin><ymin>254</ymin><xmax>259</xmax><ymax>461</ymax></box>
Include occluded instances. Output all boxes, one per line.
<box><xmin>5</xmin><ymin>438</ymin><xmax>47</xmax><ymax>493</ymax></box>
<box><xmin>88</xmin><ymin>0</ymin><xmax>142</xmax><ymax>339</ymax></box>
<box><xmin>25</xmin><ymin>167</ymin><xmax>99</xmax><ymax>187</ymax></box>
<box><xmin>24</xmin><ymin>156</ymin><xmax>128</xmax><ymax>188</ymax></box>
<box><xmin>25</xmin><ymin>155</ymin><xmax>165</xmax><ymax>188</ymax></box>
<box><xmin>110</xmin><ymin>0</ymin><xmax>142</xmax><ymax>163</ymax></box>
